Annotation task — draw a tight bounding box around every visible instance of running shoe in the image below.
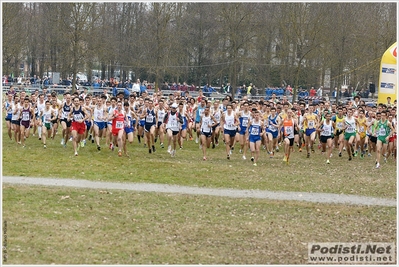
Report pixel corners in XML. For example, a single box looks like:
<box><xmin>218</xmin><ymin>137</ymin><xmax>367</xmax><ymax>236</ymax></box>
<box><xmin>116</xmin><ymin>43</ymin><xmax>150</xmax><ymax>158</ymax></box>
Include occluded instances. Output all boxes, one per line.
<box><xmin>242</xmin><ymin>155</ymin><xmax>246</xmax><ymax>160</ymax></box>
<box><xmin>149</xmin><ymin>149</ymin><xmax>152</xmax><ymax>154</ymax></box>
<box><xmin>195</xmin><ymin>137</ymin><xmax>199</xmax><ymax>144</ymax></box>
<box><xmin>251</xmin><ymin>157</ymin><xmax>254</xmax><ymax>162</ymax></box>
<box><xmin>339</xmin><ymin>152</ymin><xmax>342</xmax><ymax>157</ymax></box>
<box><xmin>44</xmin><ymin>144</ymin><xmax>46</xmax><ymax>149</ymax></box>
<box><xmin>203</xmin><ymin>156</ymin><xmax>207</xmax><ymax>161</ymax></box>
<box><xmin>229</xmin><ymin>149</ymin><xmax>232</xmax><ymax>155</ymax></box>
<box><xmin>368</xmin><ymin>153</ymin><xmax>371</xmax><ymax>157</ymax></box>
<box><xmin>92</xmin><ymin>139</ymin><xmax>94</xmax><ymax>144</ymax></box>
<box><xmin>326</xmin><ymin>159</ymin><xmax>330</xmax><ymax>164</ymax></box>
<box><xmin>311</xmin><ymin>148</ymin><xmax>315</xmax><ymax>153</ymax></box>
<box><xmin>298</xmin><ymin>148</ymin><xmax>302</xmax><ymax>152</ymax></box>
<box><xmin>154</xmin><ymin>138</ymin><xmax>157</xmax><ymax>143</ymax></box>
<box><xmin>109</xmin><ymin>143</ymin><xmax>113</xmax><ymax>150</ymax></box>
<box><xmin>81</xmin><ymin>141</ymin><xmax>85</xmax><ymax>148</ymax></box>
<box><xmin>375</xmin><ymin>162</ymin><xmax>380</xmax><ymax>169</ymax></box>
<box><xmin>118</xmin><ymin>151</ymin><xmax>122</xmax><ymax>157</ymax></box>
<box><xmin>189</xmin><ymin>137</ymin><xmax>193</xmax><ymax>141</ymax></box>
<box><xmin>253</xmin><ymin>163</ymin><xmax>257</xmax><ymax>166</ymax></box>
<box><xmin>152</xmin><ymin>145</ymin><xmax>156</xmax><ymax>153</ymax></box>
<box><xmin>307</xmin><ymin>153</ymin><xmax>310</xmax><ymax>158</ymax></box>
<box><xmin>348</xmin><ymin>157</ymin><xmax>352</xmax><ymax>161</ymax></box>
<box><xmin>160</xmin><ymin>143</ymin><xmax>164</xmax><ymax>148</ymax></box>
<box><xmin>212</xmin><ymin>143</ymin><xmax>215</xmax><ymax>149</ymax></box>
<box><xmin>343</xmin><ymin>147</ymin><xmax>346</xmax><ymax>151</ymax></box>
<box><xmin>97</xmin><ymin>146</ymin><xmax>101</xmax><ymax>151</ymax></box>
<box><xmin>270</xmin><ymin>152</ymin><xmax>274</xmax><ymax>158</ymax></box>
<box><xmin>275</xmin><ymin>147</ymin><xmax>279</xmax><ymax>152</ymax></box>
<box><xmin>384</xmin><ymin>157</ymin><xmax>387</xmax><ymax>163</ymax></box>
<box><xmin>231</xmin><ymin>146</ymin><xmax>234</xmax><ymax>151</ymax></box>
<box><xmin>283</xmin><ymin>155</ymin><xmax>287</xmax><ymax>162</ymax></box>
<box><xmin>180</xmin><ymin>146</ymin><xmax>183</xmax><ymax>150</ymax></box>
<box><xmin>239</xmin><ymin>149</ymin><xmax>242</xmax><ymax>154</ymax></box>
<box><xmin>360</xmin><ymin>153</ymin><xmax>364</xmax><ymax>159</ymax></box>
<box><xmin>353</xmin><ymin>151</ymin><xmax>358</xmax><ymax>157</ymax></box>
<box><xmin>227</xmin><ymin>155</ymin><xmax>230</xmax><ymax>160</ymax></box>
<box><xmin>61</xmin><ymin>139</ymin><xmax>65</xmax><ymax>145</ymax></box>
<box><xmin>74</xmin><ymin>152</ymin><xmax>78</xmax><ymax>156</ymax></box>
<box><xmin>171</xmin><ymin>150</ymin><xmax>176</xmax><ymax>157</ymax></box>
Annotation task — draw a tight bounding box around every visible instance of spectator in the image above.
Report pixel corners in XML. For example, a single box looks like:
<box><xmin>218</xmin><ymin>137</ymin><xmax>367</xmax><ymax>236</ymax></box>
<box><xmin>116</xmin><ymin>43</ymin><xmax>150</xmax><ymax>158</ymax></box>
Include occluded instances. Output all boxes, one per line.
<box><xmin>247</xmin><ymin>83</ymin><xmax>253</xmax><ymax>96</ymax></box>
<box><xmin>189</xmin><ymin>83</ymin><xmax>196</xmax><ymax>91</ymax></box>
<box><xmin>309</xmin><ymin>87</ymin><xmax>316</xmax><ymax>97</ymax></box>
<box><xmin>140</xmin><ymin>82</ymin><xmax>147</xmax><ymax>96</ymax></box>
<box><xmin>317</xmin><ymin>86</ymin><xmax>323</xmax><ymax>97</ymax></box>
<box><xmin>112</xmin><ymin>85</ymin><xmax>118</xmax><ymax>97</ymax></box>
<box><xmin>132</xmin><ymin>79</ymin><xmax>141</xmax><ymax>95</ymax></box>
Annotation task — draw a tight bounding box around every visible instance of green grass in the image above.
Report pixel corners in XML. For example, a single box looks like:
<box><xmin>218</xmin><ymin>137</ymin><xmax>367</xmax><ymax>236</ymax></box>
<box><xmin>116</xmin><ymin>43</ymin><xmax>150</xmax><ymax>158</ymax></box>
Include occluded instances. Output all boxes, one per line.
<box><xmin>2</xmin><ymin>119</ymin><xmax>396</xmax><ymax>199</ymax></box>
<box><xmin>2</xmin><ymin>185</ymin><xmax>396</xmax><ymax>264</ymax></box>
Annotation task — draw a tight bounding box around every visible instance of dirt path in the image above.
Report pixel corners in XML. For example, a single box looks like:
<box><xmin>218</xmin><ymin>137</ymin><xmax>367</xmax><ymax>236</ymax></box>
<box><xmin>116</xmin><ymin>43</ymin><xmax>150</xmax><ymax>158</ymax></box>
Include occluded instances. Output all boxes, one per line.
<box><xmin>3</xmin><ymin>176</ymin><xmax>396</xmax><ymax>207</ymax></box>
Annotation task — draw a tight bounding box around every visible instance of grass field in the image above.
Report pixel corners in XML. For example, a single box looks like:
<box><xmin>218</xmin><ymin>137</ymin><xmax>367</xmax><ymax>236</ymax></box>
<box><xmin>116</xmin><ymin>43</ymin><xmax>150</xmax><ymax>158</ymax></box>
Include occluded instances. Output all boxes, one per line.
<box><xmin>2</xmin><ymin>185</ymin><xmax>396</xmax><ymax>264</ymax></box>
<box><xmin>2</xmin><ymin>126</ymin><xmax>397</xmax><ymax>199</ymax></box>
<box><xmin>2</xmin><ymin>116</ymin><xmax>397</xmax><ymax>264</ymax></box>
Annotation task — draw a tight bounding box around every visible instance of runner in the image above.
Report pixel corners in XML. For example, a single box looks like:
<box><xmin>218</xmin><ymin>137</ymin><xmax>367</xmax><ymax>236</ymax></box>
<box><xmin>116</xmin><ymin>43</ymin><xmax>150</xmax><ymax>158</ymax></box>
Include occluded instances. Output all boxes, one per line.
<box><xmin>109</xmin><ymin>101</ymin><xmax>126</xmax><ymax>157</ymax></box>
<box><xmin>39</xmin><ymin>100</ymin><xmax>55</xmax><ymax>148</ymax></box>
<box><xmin>237</xmin><ymin>101</ymin><xmax>251</xmax><ymax>160</ymax></box>
<box><xmin>192</xmin><ymin>98</ymin><xmax>207</xmax><ymax>145</ymax></box>
<box><xmin>177</xmin><ymin>102</ymin><xmax>188</xmax><ymax>149</ymax></box>
<box><xmin>265</xmin><ymin>107</ymin><xmax>281</xmax><ymax>157</ymax></box>
<box><xmin>106</xmin><ymin>97</ymin><xmax>118</xmax><ymax>150</ymax></box>
<box><xmin>164</xmin><ymin>103</ymin><xmax>184</xmax><ymax>157</ymax></box>
<box><xmin>210</xmin><ymin>100</ymin><xmax>222</xmax><ymax>149</ymax></box>
<box><xmin>303</xmin><ymin>104</ymin><xmax>319</xmax><ymax>158</ymax></box>
<box><xmin>123</xmin><ymin>101</ymin><xmax>138</xmax><ymax>157</ymax></box>
<box><xmin>82</xmin><ymin>96</ymin><xmax>94</xmax><ymax>147</ymax></box>
<box><xmin>155</xmin><ymin>99</ymin><xmax>166</xmax><ymax>148</ymax></box>
<box><xmin>373</xmin><ymin>110</ymin><xmax>395</xmax><ymax>168</ymax></box>
<box><xmin>221</xmin><ymin>104</ymin><xmax>239</xmax><ymax>160</ymax></box>
<box><xmin>142</xmin><ymin>99</ymin><xmax>157</xmax><ymax>153</ymax></box>
<box><xmin>50</xmin><ymin>97</ymin><xmax>59</xmax><ymax>139</ymax></box>
<box><xmin>333</xmin><ymin>106</ymin><xmax>346</xmax><ymax>157</ymax></box>
<box><xmin>59</xmin><ymin>92</ymin><xmax>73</xmax><ymax>147</ymax></box>
<box><xmin>3</xmin><ymin>93</ymin><xmax>14</xmax><ymax>140</ymax></box>
<box><xmin>199</xmin><ymin>105</ymin><xmax>217</xmax><ymax>160</ymax></box>
<box><xmin>318</xmin><ymin>111</ymin><xmax>335</xmax><ymax>164</ymax></box>
<box><xmin>11</xmin><ymin>94</ymin><xmax>22</xmax><ymax>144</ymax></box>
<box><xmin>281</xmin><ymin>108</ymin><xmax>299</xmax><ymax>164</ymax></box>
<box><xmin>355</xmin><ymin>109</ymin><xmax>367</xmax><ymax>158</ymax></box>
<box><xmin>246</xmin><ymin>109</ymin><xmax>264</xmax><ymax>166</ymax></box>
<box><xmin>36</xmin><ymin>93</ymin><xmax>46</xmax><ymax>141</ymax></box>
<box><xmin>19</xmin><ymin>97</ymin><xmax>34</xmax><ymax>147</ymax></box>
<box><xmin>68</xmin><ymin>97</ymin><xmax>88</xmax><ymax>156</ymax></box>
<box><xmin>343</xmin><ymin>108</ymin><xmax>357</xmax><ymax>161</ymax></box>
<box><xmin>92</xmin><ymin>95</ymin><xmax>108</xmax><ymax>151</ymax></box>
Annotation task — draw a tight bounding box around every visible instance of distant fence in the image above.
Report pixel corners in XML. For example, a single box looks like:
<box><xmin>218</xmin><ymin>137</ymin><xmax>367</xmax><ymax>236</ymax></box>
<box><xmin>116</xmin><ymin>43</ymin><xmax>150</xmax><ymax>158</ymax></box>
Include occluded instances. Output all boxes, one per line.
<box><xmin>2</xmin><ymin>85</ymin><xmax>378</xmax><ymax>104</ymax></box>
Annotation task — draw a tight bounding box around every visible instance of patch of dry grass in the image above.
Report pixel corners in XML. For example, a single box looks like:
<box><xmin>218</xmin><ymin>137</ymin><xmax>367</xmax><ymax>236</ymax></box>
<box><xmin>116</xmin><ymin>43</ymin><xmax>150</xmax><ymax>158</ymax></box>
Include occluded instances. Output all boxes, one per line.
<box><xmin>2</xmin><ymin>185</ymin><xmax>396</xmax><ymax>264</ymax></box>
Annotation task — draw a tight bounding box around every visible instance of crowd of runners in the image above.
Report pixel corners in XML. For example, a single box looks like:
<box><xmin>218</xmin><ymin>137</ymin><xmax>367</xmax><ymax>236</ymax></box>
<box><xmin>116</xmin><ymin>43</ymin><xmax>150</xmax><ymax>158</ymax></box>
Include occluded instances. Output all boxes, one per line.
<box><xmin>3</xmin><ymin>86</ymin><xmax>397</xmax><ymax>168</ymax></box>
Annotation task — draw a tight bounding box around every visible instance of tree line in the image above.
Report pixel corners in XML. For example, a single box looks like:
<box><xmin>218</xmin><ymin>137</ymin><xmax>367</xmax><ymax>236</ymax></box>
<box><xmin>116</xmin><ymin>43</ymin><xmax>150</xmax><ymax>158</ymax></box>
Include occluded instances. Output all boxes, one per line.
<box><xmin>3</xmin><ymin>2</ymin><xmax>396</xmax><ymax>99</ymax></box>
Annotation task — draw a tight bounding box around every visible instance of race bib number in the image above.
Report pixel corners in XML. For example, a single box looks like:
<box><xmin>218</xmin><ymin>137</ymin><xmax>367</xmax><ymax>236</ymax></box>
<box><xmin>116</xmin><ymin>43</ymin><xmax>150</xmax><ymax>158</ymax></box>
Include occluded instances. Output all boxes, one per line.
<box><xmin>250</xmin><ymin>127</ymin><xmax>259</xmax><ymax>135</ymax></box>
<box><xmin>269</xmin><ymin>125</ymin><xmax>277</xmax><ymax>132</ymax></box>
<box><xmin>285</xmin><ymin>127</ymin><xmax>293</xmax><ymax>135</ymax></box>
<box><xmin>242</xmin><ymin>117</ymin><xmax>248</xmax><ymax>126</ymax></box>
<box><xmin>359</xmin><ymin>126</ymin><xmax>365</xmax><ymax>133</ymax></box>
<box><xmin>116</xmin><ymin>121</ymin><xmax>123</xmax><ymax>129</ymax></box>
<box><xmin>308</xmin><ymin>121</ymin><xmax>314</xmax><ymax>128</ymax></box>
<box><xmin>337</xmin><ymin>122</ymin><xmax>343</xmax><ymax>129</ymax></box>
<box><xmin>74</xmin><ymin>114</ymin><xmax>83</xmax><ymax>121</ymax></box>
<box><xmin>379</xmin><ymin>127</ymin><xmax>386</xmax><ymax>136</ymax></box>
<box><xmin>347</xmin><ymin>126</ymin><xmax>354</xmax><ymax>132</ymax></box>
<box><xmin>22</xmin><ymin>113</ymin><xmax>30</xmax><ymax>121</ymax></box>
<box><xmin>146</xmin><ymin>115</ymin><xmax>154</xmax><ymax>123</ymax></box>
